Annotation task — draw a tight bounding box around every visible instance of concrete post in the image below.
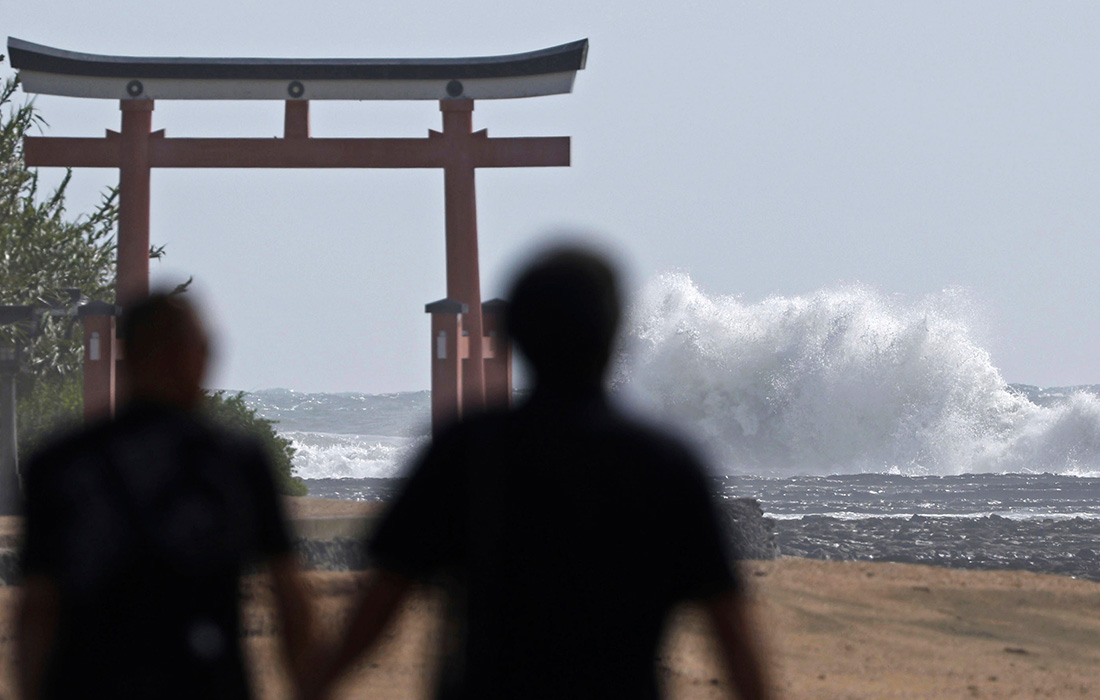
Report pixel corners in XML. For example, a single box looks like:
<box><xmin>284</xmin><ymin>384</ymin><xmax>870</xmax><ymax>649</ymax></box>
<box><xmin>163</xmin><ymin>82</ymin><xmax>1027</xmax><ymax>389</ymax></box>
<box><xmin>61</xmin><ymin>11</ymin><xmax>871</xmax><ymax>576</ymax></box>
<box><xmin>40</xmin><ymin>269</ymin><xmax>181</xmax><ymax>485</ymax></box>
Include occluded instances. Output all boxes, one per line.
<box><xmin>426</xmin><ymin>299</ymin><xmax>468</xmax><ymax>436</ymax></box>
<box><xmin>80</xmin><ymin>302</ymin><xmax>120</xmax><ymax>422</ymax></box>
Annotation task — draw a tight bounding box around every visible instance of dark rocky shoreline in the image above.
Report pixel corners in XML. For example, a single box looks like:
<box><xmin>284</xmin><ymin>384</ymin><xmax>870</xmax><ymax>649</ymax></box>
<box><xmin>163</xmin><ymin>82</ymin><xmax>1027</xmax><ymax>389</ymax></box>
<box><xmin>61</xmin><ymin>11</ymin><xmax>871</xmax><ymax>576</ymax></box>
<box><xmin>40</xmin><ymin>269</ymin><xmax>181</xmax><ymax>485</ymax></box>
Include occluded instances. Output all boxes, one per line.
<box><xmin>290</xmin><ymin>498</ymin><xmax>786</xmax><ymax>573</ymax></box>
<box><xmin>282</xmin><ymin>507</ymin><xmax>1100</xmax><ymax>584</ymax></box>
<box><xmin>4</xmin><ymin>500</ymin><xmax>1100</xmax><ymax>584</ymax></box>
<box><xmin>772</xmin><ymin>514</ymin><xmax>1100</xmax><ymax>582</ymax></box>
<box><xmin>287</xmin><ymin>500</ymin><xmax>1100</xmax><ymax>584</ymax></box>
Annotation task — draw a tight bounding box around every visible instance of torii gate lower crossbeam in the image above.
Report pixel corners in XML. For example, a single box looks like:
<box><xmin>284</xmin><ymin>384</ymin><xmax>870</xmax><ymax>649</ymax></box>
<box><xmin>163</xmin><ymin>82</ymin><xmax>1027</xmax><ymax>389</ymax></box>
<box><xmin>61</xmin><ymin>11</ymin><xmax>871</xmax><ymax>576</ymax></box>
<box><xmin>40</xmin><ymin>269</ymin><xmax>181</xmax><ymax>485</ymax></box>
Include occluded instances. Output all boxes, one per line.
<box><xmin>24</xmin><ymin>98</ymin><xmax>571</xmax><ymax>424</ymax></box>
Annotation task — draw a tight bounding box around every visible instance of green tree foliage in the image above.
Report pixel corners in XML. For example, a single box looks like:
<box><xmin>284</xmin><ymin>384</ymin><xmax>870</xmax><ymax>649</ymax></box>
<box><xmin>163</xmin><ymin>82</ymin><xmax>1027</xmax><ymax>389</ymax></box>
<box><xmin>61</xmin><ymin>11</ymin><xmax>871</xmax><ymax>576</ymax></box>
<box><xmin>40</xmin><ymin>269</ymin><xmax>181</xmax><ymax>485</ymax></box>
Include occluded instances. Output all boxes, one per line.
<box><xmin>1</xmin><ymin>65</ymin><xmax>118</xmax><ymax>369</ymax></box>
<box><xmin>203</xmin><ymin>391</ymin><xmax>307</xmax><ymax>496</ymax></box>
<box><xmin>15</xmin><ymin>373</ymin><xmax>84</xmax><ymax>459</ymax></box>
<box><xmin>0</xmin><ymin>59</ymin><xmax>118</xmax><ymax>453</ymax></box>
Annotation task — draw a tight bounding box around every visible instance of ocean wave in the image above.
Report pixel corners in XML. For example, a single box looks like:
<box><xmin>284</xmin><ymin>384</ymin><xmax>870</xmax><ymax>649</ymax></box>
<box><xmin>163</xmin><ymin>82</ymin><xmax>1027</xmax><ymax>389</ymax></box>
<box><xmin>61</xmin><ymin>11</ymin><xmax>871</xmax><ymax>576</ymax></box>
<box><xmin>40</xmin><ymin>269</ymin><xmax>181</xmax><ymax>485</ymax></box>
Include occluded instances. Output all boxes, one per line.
<box><xmin>616</xmin><ymin>274</ymin><xmax>1100</xmax><ymax>476</ymax></box>
<box><xmin>284</xmin><ymin>431</ymin><xmax>423</xmax><ymax>479</ymax></box>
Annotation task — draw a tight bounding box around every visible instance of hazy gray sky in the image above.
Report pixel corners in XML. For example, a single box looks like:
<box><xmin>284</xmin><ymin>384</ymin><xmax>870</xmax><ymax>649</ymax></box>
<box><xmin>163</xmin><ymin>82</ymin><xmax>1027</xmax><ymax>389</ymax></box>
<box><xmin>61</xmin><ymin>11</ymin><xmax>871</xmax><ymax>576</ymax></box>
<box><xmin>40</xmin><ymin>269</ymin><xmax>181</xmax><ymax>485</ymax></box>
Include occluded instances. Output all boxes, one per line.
<box><xmin>4</xmin><ymin>2</ymin><xmax>1099</xmax><ymax>392</ymax></box>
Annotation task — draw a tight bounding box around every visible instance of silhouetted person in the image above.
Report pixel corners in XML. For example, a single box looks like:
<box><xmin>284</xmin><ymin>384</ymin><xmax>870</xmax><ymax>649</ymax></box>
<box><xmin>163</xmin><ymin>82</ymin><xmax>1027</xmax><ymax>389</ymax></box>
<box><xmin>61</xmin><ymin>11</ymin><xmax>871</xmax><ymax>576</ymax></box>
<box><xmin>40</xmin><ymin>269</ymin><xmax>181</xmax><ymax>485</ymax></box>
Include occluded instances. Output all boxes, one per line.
<box><xmin>315</xmin><ymin>248</ymin><xmax>770</xmax><ymax>700</ymax></box>
<box><xmin>17</xmin><ymin>294</ymin><xmax>311</xmax><ymax>700</ymax></box>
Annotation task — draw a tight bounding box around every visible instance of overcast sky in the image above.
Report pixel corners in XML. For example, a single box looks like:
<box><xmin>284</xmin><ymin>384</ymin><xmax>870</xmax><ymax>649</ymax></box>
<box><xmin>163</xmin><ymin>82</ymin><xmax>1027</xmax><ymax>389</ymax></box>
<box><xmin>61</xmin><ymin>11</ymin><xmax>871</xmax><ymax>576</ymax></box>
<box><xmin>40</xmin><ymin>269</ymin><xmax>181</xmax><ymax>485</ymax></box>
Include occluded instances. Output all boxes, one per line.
<box><xmin>4</xmin><ymin>2</ymin><xmax>1099</xmax><ymax>392</ymax></box>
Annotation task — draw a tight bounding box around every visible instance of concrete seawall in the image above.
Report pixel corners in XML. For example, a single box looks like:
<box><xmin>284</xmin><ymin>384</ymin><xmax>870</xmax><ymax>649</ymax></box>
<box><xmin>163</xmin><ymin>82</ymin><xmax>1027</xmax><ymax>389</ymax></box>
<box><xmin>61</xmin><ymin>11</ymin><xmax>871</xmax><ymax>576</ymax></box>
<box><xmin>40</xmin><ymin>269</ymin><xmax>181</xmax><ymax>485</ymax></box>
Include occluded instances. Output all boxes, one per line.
<box><xmin>290</xmin><ymin>515</ymin><xmax>376</xmax><ymax>541</ymax></box>
<box><xmin>0</xmin><ymin>511</ymin><xmax>383</xmax><ymax>585</ymax></box>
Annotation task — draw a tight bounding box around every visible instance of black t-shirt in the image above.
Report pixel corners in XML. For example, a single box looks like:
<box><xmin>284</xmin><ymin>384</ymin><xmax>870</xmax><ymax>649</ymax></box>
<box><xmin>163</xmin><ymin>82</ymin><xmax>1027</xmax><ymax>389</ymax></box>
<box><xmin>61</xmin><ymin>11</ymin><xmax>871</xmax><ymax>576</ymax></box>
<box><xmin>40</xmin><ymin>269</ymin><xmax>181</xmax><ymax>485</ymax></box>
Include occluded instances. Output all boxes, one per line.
<box><xmin>21</xmin><ymin>401</ymin><xmax>292</xmax><ymax>700</ymax></box>
<box><xmin>370</xmin><ymin>389</ymin><xmax>738</xmax><ymax>700</ymax></box>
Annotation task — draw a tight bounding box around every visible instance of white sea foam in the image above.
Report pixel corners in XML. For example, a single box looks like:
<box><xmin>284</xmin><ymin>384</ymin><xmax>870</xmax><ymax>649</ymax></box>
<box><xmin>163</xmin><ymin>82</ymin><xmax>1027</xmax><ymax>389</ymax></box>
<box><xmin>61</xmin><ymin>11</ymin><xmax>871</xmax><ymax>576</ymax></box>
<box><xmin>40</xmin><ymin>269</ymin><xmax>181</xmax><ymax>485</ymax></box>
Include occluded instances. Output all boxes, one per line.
<box><xmin>284</xmin><ymin>431</ymin><xmax>422</xmax><ymax>479</ymax></box>
<box><xmin>616</xmin><ymin>273</ymin><xmax>1100</xmax><ymax>476</ymax></box>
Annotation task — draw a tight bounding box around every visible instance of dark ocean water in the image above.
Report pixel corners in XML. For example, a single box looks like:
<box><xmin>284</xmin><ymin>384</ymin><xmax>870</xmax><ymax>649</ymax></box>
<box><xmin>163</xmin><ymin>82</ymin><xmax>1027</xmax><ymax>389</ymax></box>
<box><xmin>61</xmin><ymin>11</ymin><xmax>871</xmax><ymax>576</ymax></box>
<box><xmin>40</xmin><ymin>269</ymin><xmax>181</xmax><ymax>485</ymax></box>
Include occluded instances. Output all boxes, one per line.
<box><xmin>304</xmin><ymin>472</ymin><xmax>1100</xmax><ymax>521</ymax></box>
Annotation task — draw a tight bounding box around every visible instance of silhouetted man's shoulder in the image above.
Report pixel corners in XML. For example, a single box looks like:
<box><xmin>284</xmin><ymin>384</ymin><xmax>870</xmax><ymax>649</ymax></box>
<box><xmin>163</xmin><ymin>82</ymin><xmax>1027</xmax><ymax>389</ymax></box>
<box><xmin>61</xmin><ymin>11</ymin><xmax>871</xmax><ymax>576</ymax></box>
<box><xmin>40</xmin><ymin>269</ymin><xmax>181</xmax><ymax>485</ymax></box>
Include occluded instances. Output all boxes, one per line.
<box><xmin>418</xmin><ymin>395</ymin><xmax>714</xmax><ymax>503</ymax></box>
<box><xmin>507</xmin><ymin>393</ymin><xmax>712</xmax><ymax>480</ymax></box>
<box><xmin>596</xmin><ymin>406</ymin><xmax>708</xmax><ymax>467</ymax></box>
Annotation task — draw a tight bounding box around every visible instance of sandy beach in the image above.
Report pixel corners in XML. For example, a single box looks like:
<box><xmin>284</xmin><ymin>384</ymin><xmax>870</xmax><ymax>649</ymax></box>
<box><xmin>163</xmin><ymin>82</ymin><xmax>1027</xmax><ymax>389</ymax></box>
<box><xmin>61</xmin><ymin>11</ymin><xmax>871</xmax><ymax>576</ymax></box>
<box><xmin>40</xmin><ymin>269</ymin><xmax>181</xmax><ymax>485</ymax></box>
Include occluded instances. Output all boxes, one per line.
<box><xmin>229</xmin><ymin>559</ymin><xmax>1100</xmax><ymax>700</ymax></box>
<box><xmin>2</xmin><ymin>498</ymin><xmax>1099</xmax><ymax>699</ymax></box>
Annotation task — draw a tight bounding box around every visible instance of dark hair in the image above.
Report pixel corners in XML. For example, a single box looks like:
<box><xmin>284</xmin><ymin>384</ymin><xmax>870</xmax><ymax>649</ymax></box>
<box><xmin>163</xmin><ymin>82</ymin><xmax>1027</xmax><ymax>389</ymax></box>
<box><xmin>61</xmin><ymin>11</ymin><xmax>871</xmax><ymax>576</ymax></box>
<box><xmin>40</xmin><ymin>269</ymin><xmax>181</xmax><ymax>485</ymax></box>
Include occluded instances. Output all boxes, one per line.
<box><xmin>120</xmin><ymin>293</ymin><xmax>198</xmax><ymax>363</ymax></box>
<box><xmin>506</xmin><ymin>247</ymin><xmax>621</xmax><ymax>383</ymax></box>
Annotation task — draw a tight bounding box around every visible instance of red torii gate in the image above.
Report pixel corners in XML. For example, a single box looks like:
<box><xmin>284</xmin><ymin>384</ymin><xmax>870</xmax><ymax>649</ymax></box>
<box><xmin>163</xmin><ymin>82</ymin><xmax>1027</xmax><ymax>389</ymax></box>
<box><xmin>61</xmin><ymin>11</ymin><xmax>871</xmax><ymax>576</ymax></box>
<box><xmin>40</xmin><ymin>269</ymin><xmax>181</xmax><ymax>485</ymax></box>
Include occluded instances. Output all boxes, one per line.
<box><xmin>8</xmin><ymin>37</ymin><xmax>587</xmax><ymax>432</ymax></box>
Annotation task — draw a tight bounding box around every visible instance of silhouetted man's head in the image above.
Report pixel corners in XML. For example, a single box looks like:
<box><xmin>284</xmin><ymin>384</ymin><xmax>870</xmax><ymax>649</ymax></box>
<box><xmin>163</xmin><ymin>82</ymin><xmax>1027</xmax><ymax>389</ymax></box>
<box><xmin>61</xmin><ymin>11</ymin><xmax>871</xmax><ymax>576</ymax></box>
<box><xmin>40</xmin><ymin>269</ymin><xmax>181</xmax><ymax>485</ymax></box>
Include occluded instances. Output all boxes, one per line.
<box><xmin>120</xmin><ymin>293</ymin><xmax>209</xmax><ymax>408</ymax></box>
<box><xmin>506</xmin><ymin>248</ymin><xmax>621</xmax><ymax>388</ymax></box>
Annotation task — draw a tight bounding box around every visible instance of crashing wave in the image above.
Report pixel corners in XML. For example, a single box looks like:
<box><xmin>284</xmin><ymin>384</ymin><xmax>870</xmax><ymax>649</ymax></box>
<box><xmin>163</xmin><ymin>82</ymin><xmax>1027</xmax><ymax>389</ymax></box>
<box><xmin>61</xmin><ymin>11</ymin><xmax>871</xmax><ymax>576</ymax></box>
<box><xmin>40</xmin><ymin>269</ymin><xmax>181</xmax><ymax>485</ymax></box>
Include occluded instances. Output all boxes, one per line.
<box><xmin>615</xmin><ymin>273</ymin><xmax>1100</xmax><ymax>476</ymax></box>
<box><xmin>283</xmin><ymin>431</ymin><xmax>422</xmax><ymax>479</ymax></box>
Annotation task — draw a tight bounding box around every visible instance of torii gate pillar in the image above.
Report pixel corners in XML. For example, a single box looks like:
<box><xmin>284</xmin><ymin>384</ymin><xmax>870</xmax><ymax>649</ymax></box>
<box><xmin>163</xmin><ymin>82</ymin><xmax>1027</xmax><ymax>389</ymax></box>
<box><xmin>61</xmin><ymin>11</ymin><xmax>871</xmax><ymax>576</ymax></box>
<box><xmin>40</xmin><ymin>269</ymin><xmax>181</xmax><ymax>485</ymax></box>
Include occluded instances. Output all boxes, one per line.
<box><xmin>118</xmin><ymin>101</ymin><xmax>153</xmax><ymax>307</ymax></box>
<box><xmin>440</xmin><ymin>100</ymin><xmax>487</xmax><ymax>416</ymax></box>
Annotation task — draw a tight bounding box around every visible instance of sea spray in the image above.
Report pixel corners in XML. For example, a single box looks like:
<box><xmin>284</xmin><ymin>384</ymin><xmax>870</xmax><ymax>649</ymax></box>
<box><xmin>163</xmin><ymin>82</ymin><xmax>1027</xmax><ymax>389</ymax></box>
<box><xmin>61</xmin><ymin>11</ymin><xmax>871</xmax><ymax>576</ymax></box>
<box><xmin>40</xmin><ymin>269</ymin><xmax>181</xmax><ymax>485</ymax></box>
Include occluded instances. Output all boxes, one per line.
<box><xmin>616</xmin><ymin>273</ymin><xmax>1100</xmax><ymax>476</ymax></box>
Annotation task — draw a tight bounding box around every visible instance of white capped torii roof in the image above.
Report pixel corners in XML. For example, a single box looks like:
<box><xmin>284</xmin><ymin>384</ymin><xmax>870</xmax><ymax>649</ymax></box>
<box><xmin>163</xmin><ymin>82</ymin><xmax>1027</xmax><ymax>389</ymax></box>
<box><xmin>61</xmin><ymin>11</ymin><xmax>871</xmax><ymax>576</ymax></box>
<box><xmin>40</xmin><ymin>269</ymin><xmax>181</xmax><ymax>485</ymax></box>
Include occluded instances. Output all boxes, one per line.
<box><xmin>6</xmin><ymin>37</ymin><xmax>588</xmax><ymax>101</ymax></box>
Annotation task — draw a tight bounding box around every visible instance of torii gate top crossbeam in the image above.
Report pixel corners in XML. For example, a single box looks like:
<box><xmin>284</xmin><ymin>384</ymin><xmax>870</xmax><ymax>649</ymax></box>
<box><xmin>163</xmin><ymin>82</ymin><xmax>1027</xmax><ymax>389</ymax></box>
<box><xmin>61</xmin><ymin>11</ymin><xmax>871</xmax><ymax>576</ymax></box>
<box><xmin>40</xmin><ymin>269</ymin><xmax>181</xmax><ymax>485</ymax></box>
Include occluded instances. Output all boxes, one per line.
<box><xmin>7</xmin><ymin>37</ymin><xmax>588</xmax><ymax>101</ymax></box>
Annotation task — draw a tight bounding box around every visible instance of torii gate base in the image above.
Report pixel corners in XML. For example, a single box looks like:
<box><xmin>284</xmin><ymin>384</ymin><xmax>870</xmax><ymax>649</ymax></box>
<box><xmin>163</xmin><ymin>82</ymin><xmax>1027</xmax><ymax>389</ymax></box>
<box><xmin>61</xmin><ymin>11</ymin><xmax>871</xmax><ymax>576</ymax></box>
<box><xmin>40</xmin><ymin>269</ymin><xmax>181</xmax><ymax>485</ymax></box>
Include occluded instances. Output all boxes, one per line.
<box><xmin>426</xmin><ymin>298</ymin><xmax>512</xmax><ymax>432</ymax></box>
<box><xmin>78</xmin><ymin>302</ymin><xmax>120</xmax><ymax>422</ymax></box>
